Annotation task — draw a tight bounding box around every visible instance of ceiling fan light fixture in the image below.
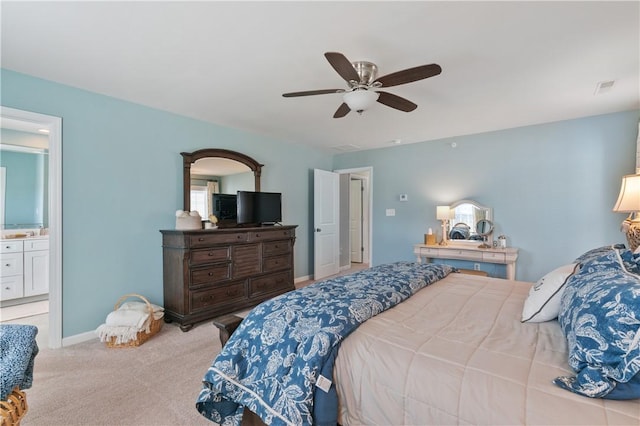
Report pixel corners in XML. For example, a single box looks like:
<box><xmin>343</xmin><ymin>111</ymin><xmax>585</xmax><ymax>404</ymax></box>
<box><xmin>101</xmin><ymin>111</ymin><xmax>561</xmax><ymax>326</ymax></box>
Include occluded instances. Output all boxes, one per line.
<box><xmin>343</xmin><ymin>90</ymin><xmax>379</xmax><ymax>113</ymax></box>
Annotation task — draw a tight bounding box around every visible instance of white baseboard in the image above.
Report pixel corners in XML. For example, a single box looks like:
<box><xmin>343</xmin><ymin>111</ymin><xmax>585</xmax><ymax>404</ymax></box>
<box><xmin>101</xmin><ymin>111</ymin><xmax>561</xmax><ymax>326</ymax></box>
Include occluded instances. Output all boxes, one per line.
<box><xmin>294</xmin><ymin>275</ymin><xmax>310</xmax><ymax>283</ymax></box>
<box><xmin>62</xmin><ymin>330</ymin><xmax>98</xmax><ymax>347</ymax></box>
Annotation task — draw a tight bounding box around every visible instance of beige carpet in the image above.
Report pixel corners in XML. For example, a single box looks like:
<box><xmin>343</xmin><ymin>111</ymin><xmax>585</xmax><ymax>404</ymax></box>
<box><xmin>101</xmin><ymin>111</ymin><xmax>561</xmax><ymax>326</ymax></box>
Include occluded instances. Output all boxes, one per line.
<box><xmin>18</xmin><ymin>263</ymin><xmax>370</xmax><ymax>426</ymax></box>
<box><xmin>22</xmin><ymin>321</ymin><xmax>221</xmax><ymax>426</ymax></box>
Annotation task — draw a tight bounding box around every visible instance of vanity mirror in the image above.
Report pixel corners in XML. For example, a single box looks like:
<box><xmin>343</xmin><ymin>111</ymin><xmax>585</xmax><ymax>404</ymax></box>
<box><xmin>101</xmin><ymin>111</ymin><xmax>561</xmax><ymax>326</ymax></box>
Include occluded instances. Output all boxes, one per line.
<box><xmin>448</xmin><ymin>200</ymin><xmax>493</xmax><ymax>244</ymax></box>
<box><xmin>181</xmin><ymin>149</ymin><xmax>263</xmax><ymax>225</ymax></box>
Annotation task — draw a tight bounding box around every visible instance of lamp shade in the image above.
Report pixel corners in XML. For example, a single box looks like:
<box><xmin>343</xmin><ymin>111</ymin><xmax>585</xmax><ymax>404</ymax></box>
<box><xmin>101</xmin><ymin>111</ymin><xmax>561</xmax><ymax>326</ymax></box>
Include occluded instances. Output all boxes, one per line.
<box><xmin>343</xmin><ymin>90</ymin><xmax>379</xmax><ymax>112</ymax></box>
<box><xmin>613</xmin><ymin>174</ymin><xmax>640</xmax><ymax>212</ymax></box>
<box><xmin>436</xmin><ymin>206</ymin><xmax>451</xmax><ymax>221</ymax></box>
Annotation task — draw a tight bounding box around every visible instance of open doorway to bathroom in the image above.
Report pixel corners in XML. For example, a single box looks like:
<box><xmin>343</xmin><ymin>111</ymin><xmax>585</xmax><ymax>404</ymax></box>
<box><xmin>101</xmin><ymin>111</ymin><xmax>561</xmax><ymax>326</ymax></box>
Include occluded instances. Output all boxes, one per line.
<box><xmin>0</xmin><ymin>107</ymin><xmax>62</xmax><ymax>349</ymax></box>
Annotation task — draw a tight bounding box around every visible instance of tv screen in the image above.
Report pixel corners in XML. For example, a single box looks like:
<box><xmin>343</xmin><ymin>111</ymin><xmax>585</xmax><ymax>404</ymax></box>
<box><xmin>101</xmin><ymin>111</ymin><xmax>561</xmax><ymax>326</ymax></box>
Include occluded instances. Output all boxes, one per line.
<box><xmin>237</xmin><ymin>191</ymin><xmax>282</xmax><ymax>225</ymax></box>
<box><xmin>212</xmin><ymin>194</ymin><xmax>237</xmax><ymax>220</ymax></box>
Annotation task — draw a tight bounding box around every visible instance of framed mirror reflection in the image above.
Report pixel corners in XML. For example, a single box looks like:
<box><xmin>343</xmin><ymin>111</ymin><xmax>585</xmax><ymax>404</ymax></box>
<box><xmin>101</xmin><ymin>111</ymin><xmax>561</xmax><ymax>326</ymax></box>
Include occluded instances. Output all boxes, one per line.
<box><xmin>181</xmin><ymin>149</ymin><xmax>263</xmax><ymax>227</ymax></box>
<box><xmin>448</xmin><ymin>200</ymin><xmax>493</xmax><ymax>245</ymax></box>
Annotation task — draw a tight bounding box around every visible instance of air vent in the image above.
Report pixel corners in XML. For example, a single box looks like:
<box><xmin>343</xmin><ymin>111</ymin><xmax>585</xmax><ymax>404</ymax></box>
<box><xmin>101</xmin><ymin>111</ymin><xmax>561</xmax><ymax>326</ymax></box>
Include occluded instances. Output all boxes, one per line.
<box><xmin>594</xmin><ymin>80</ymin><xmax>615</xmax><ymax>95</ymax></box>
<box><xmin>332</xmin><ymin>144</ymin><xmax>361</xmax><ymax>152</ymax></box>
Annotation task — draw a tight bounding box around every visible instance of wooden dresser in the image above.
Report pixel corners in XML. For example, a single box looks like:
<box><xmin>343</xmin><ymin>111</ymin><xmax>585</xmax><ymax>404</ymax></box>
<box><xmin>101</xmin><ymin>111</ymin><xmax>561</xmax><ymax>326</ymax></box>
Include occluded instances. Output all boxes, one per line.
<box><xmin>160</xmin><ymin>225</ymin><xmax>297</xmax><ymax>331</ymax></box>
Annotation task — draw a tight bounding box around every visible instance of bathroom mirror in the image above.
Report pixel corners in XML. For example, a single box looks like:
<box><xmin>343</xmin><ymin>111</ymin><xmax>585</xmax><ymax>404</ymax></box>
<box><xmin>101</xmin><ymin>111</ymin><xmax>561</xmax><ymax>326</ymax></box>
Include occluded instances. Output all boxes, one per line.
<box><xmin>448</xmin><ymin>200</ymin><xmax>493</xmax><ymax>243</ymax></box>
<box><xmin>0</xmin><ymin>128</ymin><xmax>49</xmax><ymax>230</ymax></box>
<box><xmin>181</xmin><ymin>148</ymin><xmax>263</xmax><ymax>219</ymax></box>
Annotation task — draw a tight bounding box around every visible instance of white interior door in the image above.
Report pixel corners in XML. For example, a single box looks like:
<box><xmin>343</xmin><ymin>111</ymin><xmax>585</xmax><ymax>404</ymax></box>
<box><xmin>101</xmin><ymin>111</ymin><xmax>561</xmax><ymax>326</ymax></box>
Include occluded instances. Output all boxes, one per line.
<box><xmin>349</xmin><ymin>178</ymin><xmax>363</xmax><ymax>263</ymax></box>
<box><xmin>314</xmin><ymin>169</ymin><xmax>340</xmax><ymax>280</ymax></box>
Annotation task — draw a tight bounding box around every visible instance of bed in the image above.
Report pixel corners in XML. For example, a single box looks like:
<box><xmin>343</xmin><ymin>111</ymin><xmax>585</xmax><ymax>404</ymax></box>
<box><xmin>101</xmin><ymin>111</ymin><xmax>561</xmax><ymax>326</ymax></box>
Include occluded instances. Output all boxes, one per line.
<box><xmin>196</xmin><ymin>246</ymin><xmax>640</xmax><ymax>425</ymax></box>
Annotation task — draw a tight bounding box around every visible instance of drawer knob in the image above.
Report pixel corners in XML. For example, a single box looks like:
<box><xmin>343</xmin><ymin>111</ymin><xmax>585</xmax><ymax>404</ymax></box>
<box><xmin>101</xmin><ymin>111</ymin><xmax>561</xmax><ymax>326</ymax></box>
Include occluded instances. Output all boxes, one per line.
<box><xmin>5</xmin><ymin>287</ymin><xmax>10</xmax><ymax>290</ymax></box>
<box><xmin>208</xmin><ymin>272</ymin><xmax>214</xmax><ymax>276</ymax></box>
<box><xmin>237</xmin><ymin>235</ymin><xmax>242</xmax><ymax>239</ymax></box>
<box><xmin>274</xmin><ymin>245</ymin><xmax>279</xmax><ymax>249</ymax></box>
<box><xmin>208</xmin><ymin>252</ymin><xmax>214</xmax><ymax>256</ymax></box>
<box><xmin>198</xmin><ymin>238</ymin><xmax>205</xmax><ymax>242</ymax></box>
<box><xmin>256</xmin><ymin>233</ymin><xmax>260</xmax><ymax>237</ymax></box>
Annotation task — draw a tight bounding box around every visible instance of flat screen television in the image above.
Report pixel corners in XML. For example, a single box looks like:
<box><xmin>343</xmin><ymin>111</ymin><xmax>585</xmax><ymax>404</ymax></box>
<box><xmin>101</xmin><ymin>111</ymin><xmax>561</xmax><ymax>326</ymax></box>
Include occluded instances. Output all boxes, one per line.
<box><xmin>212</xmin><ymin>193</ymin><xmax>237</xmax><ymax>220</ymax></box>
<box><xmin>236</xmin><ymin>191</ymin><xmax>282</xmax><ymax>225</ymax></box>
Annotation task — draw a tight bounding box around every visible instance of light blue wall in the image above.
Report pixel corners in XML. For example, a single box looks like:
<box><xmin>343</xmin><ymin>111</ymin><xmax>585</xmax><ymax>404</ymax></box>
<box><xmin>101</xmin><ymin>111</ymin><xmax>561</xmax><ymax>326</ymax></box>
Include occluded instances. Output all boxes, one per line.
<box><xmin>1</xmin><ymin>69</ymin><xmax>332</xmax><ymax>337</ymax></box>
<box><xmin>333</xmin><ymin>110</ymin><xmax>640</xmax><ymax>282</ymax></box>
<box><xmin>3</xmin><ymin>67</ymin><xmax>638</xmax><ymax>338</ymax></box>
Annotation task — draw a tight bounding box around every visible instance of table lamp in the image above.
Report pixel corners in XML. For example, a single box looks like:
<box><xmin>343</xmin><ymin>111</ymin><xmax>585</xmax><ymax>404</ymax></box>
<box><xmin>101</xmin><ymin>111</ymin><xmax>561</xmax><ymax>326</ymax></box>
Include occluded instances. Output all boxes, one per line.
<box><xmin>612</xmin><ymin>174</ymin><xmax>640</xmax><ymax>251</ymax></box>
<box><xmin>436</xmin><ymin>206</ymin><xmax>451</xmax><ymax>246</ymax></box>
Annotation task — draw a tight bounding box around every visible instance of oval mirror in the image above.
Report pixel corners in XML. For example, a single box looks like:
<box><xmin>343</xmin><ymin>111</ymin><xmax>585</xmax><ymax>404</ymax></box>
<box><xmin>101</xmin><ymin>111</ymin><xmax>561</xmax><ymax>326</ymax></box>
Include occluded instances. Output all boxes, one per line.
<box><xmin>476</xmin><ymin>219</ymin><xmax>494</xmax><ymax>236</ymax></box>
<box><xmin>181</xmin><ymin>149</ymin><xmax>263</xmax><ymax>224</ymax></box>
<box><xmin>476</xmin><ymin>219</ymin><xmax>494</xmax><ymax>248</ymax></box>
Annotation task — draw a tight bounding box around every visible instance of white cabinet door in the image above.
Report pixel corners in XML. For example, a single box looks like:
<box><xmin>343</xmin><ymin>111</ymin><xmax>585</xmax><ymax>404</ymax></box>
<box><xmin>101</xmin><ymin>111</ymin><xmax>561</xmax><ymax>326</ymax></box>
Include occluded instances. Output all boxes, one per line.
<box><xmin>24</xmin><ymin>250</ymin><xmax>49</xmax><ymax>297</ymax></box>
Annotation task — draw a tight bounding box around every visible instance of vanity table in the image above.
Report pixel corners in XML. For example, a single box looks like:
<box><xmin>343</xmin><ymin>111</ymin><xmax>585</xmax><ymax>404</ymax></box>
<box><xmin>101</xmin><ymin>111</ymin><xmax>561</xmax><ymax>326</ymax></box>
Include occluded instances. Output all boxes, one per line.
<box><xmin>413</xmin><ymin>243</ymin><xmax>519</xmax><ymax>280</ymax></box>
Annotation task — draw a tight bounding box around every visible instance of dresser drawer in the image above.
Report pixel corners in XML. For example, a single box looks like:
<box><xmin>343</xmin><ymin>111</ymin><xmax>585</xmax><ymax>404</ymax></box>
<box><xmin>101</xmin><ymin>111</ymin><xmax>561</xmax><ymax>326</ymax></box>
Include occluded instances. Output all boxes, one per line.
<box><xmin>482</xmin><ymin>252</ymin><xmax>506</xmax><ymax>263</ymax></box>
<box><xmin>419</xmin><ymin>247</ymin><xmax>440</xmax><ymax>256</ymax></box>
<box><xmin>263</xmin><ymin>240</ymin><xmax>292</xmax><ymax>256</ymax></box>
<box><xmin>191</xmin><ymin>264</ymin><xmax>231</xmax><ymax>286</ymax></box>
<box><xmin>263</xmin><ymin>254</ymin><xmax>291</xmax><ymax>273</ymax></box>
<box><xmin>0</xmin><ymin>275</ymin><xmax>24</xmax><ymax>300</ymax></box>
<box><xmin>190</xmin><ymin>232</ymin><xmax>248</xmax><ymax>247</ymax></box>
<box><xmin>191</xmin><ymin>282</ymin><xmax>246</xmax><ymax>311</ymax></box>
<box><xmin>250</xmin><ymin>271</ymin><xmax>292</xmax><ymax>298</ymax></box>
<box><xmin>1</xmin><ymin>253</ymin><xmax>23</xmax><ymax>277</ymax></box>
<box><xmin>445</xmin><ymin>249</ymin><xmax>483</xmax><ymax>261</ymax></box>
<box><xmin>249</xmin><ymin>228</ymin><xmax>295</xmax><ymax>242</ymax></box>
<box><xmin>191</xmin><ymin>247</ymin><xmax>231</xmax><ymax>265</ymax></box>
<box><xmin>1</xmin><ymin>241</ymin><xmax>23</xmax><ymax>253</ymax></box>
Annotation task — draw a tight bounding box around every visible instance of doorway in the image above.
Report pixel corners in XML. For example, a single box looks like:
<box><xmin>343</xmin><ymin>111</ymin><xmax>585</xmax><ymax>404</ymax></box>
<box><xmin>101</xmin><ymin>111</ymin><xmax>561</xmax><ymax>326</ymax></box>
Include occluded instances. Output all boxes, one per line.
<box><xmin>335</xmin><ymin>167</ymin><xmax>372</xmax><ymax>270</ymax></box>
<box><xmin>0</xmin><ymin>106</ymin><xmax>62</xmax><ymax>348</ymax></box>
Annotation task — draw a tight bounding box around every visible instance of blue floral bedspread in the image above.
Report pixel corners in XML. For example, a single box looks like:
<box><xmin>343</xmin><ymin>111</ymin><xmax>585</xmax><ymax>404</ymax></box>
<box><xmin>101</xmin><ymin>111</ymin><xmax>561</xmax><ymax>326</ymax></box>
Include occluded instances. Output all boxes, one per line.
<box><xmin>0</xmin><ymin>324</ymin><xmax>38</xmax><ymax>401</ymax></box>
<box><xmin>196</xmin><ymin>261</ymin><xmax>452</xmax><ymax>425</ymax></box>
<box><xmin>555</xmin><ymin>248</ymin><xmax>640</xmax><ymax>399</ymax></box>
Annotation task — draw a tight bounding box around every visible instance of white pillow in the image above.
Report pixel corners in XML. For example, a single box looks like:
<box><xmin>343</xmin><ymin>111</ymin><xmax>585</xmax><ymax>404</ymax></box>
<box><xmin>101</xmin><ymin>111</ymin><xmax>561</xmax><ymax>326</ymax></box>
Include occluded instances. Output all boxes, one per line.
<box><xmin>521</xmin><ymin>263</ymin><xmax>578</xmax><ymax>323</ymax></box>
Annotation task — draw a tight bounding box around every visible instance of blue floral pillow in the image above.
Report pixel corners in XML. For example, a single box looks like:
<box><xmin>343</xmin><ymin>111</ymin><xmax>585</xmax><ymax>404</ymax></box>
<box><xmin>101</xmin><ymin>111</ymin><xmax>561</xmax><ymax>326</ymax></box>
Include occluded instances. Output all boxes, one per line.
<box><xmin>573</xmin><ymin>244</ymin><xmax>626</xmax><ymax>266</ymax></box>
<box><xmin>555</xmin><ymin>248</ymin><xmax>640</xmax><ymax>399</ymax></box>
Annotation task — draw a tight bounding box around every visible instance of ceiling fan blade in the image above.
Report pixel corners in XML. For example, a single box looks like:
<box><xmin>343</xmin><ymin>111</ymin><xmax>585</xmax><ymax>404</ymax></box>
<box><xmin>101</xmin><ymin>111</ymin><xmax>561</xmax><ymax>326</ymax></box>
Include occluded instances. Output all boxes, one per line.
<box><xmin>333</xmin><ymin>103</ymin><xmax>351</xmax><ymax>118</ymax></box>
<box><xmin>283</xmin><ymin>89</ymin><xmax>345</xmax><ymax>97</ymax></box>
<box><xmin>324</xmin><ymin>52</ymin><xmax>360</xmax><ymax>83</ymax></box>
<box><xmin>376</xmin><ymin>91</ymin><xmax>417</xmax><ymax>112</ymax></box>
<box><xmin>374</xmin><ymin>64</ymin><xmax>442</xmax><ymax>87</ymax></box>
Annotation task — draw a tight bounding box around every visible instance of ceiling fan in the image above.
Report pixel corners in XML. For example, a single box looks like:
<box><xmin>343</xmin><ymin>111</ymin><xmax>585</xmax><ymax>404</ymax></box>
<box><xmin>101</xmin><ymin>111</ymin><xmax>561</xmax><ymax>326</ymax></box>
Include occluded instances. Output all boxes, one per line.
<box><xmin>282</xmin><ymin>52</ymin><xmax>442</xmax><ymax>118</ymax></box>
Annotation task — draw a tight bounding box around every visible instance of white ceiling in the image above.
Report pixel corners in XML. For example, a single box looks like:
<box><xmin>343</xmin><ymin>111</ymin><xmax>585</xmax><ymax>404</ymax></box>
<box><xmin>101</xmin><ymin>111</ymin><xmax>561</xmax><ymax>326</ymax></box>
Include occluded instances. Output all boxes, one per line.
<box><xmin>2</xmin><ymin>1</ymin><xmax>639</xmax><ymax>153</ymax></box>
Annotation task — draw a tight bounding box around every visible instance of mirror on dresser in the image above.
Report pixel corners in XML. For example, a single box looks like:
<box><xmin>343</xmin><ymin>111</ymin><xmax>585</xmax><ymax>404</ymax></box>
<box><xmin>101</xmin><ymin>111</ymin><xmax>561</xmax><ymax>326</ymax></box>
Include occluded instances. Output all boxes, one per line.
<box><xmin>181</xmin><ymin>149</ymin><xmax>263</xmax><ymax>227</ymax></box>
<box><xmin>448</xmin><ymin>200</ymin><xmax>493</xmax><ymax>245</ymax></box>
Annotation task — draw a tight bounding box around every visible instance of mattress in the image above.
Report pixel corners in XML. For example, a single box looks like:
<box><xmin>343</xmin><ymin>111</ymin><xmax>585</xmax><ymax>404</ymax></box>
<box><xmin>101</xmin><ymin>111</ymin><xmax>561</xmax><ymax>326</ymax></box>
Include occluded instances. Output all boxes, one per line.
<box><xmin>334</xmin><ymin>273</ymin><xmax>640</xmax><ymax>425</ymax></box>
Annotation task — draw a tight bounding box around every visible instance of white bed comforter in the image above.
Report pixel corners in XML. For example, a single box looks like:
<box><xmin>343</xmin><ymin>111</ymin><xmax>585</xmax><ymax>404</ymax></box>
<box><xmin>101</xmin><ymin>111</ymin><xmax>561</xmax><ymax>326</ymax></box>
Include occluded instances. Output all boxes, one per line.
<box><xmin>334</xmin><ymin>273</ymin><xmax>640</xmax><ymax>425</ymax></box>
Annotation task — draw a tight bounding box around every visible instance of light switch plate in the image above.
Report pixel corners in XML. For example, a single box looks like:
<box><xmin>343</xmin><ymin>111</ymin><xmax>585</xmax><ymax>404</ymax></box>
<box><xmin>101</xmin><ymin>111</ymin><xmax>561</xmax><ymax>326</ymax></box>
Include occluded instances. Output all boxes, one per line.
<box><xmin>386</xmin><ymin>209</ymin><xmax>396</xmax><ymax>216</ymax></box>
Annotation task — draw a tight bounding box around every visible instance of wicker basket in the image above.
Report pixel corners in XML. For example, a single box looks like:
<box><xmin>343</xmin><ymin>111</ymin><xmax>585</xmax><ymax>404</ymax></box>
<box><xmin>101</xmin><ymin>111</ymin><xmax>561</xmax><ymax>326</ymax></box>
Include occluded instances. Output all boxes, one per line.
<box><xmin>105</xmin><ymin>294</ymin><xmax>163</xmax><ymax>348</ymax></box>
<box><xmin>0</xmin><ymin>387</ymin><xmax>28</xmax><ymax>426</ymax></box>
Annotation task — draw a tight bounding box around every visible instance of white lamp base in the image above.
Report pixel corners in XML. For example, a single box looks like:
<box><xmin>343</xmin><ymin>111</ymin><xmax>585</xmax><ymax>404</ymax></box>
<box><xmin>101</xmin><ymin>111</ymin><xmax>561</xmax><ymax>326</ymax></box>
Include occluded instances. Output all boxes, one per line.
<box><xmin>439</xmin><ymin>220</ymin><xmax>449</xmax><ymax>246</ymax></box>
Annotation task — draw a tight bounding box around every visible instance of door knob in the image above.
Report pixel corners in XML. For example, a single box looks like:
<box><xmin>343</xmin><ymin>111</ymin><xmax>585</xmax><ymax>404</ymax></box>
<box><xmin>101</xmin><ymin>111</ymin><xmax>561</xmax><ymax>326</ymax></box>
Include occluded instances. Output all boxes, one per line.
<box><xmin>315</xmin><ymin>228</ymin><xmax>321</xmax><ymax>232</ymax></box>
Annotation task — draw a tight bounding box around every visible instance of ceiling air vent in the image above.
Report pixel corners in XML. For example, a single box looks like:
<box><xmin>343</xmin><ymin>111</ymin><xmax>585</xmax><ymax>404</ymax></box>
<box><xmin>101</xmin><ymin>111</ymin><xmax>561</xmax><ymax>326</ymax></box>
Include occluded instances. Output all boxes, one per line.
<box><xmin>594</xmin><ymin>80</ymin><xmax>615</xmax><ymax>95</ymax></box>
<box><xmin>332</xmin><ymin>144</ymin><xmax>361</xmax><ymax>152</ymax></box>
